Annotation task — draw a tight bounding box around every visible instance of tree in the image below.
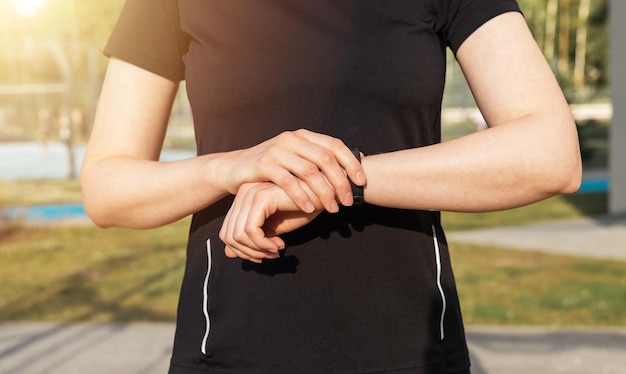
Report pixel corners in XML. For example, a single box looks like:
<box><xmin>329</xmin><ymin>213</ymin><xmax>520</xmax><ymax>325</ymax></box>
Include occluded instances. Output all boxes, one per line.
<box><xmin>544</xmin><ymin>0</ymin><xmax>559</xmax><ymax>64</ymax></box>
<box><xmin>574</xmin><ymin>0</ymin><xmax>591</xmax><ymax>87</ymax></box>
<box><xmin>518</xmin><ymin>0</ymin><xmax>608</xmax><ymax>100</ymax></box>
<box><xmin>557</xmin><ymin>0</ymin><xmax>571</xmax><ymax>78</ymax></box>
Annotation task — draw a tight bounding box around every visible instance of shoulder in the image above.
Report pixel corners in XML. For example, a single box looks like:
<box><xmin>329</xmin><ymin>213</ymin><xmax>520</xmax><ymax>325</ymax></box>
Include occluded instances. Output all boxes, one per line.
<box><xmin>105</xmin><ymin>0</ymin><xmax>189</xmax><ymax>81</ymax></box>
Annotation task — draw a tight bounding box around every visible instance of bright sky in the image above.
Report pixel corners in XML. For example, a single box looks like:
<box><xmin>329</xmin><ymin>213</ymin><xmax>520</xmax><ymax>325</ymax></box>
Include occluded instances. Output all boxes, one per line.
<box><xmin>10</xmin><ymin>0</ymin><xmax>47</xmax><ymax>18</ymax></box>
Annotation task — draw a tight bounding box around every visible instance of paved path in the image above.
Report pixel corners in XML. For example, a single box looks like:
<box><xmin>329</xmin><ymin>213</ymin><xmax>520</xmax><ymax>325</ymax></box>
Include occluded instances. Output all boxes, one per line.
<box><xmin>1</xmin><ymin>323</ymin><xmax>625</xmax><ymax>374</ymax></box>
<box><xmin>447</xmin><ymin>214</ymin><xmax>626</xmax><ymax>262</ymax></box>
<box><xmin>0</xmin><ymin>323</ymin><xmax>172</xmax><ymax>374</ymax></box>
<box><xmin>466</xmin><ymin>326</ymin><xmax>626</xmax><ymax>374</ymax></box>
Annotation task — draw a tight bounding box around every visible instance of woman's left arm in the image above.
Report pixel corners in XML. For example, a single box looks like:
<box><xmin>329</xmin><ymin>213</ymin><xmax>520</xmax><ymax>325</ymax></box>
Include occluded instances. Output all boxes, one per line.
<box><xmin>219</xmin><ymin>12</ymin><xmax>583</xmax><ymax>260</ymax></box>
<box><xmin>361</xmin><ymin>11</ymin><xmax>582</xmax><ymax>212</ymax></box>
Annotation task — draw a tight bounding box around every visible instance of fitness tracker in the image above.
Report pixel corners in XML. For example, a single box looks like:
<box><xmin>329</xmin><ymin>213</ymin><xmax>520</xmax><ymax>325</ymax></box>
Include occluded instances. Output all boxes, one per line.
<box><xmin>350</xmin><ymin>148</ymin><xmax>365</xmax><ymax>206</ymax></box>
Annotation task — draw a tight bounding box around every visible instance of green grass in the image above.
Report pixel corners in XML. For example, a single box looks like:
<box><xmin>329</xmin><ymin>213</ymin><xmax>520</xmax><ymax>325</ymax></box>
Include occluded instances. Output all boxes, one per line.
<box><xmin>1</xmin><ymin>180</ymin><xmax>623</xmax><ymax>326</ymax></box>
<box><xmin>441</xmin><ymin>192</ymin><xmax>608</xmax><ymax>231</ymax></box>
<box><xmin>0</xmin><ymin>220</ymin><xmax>189</xmax><ymax>322</ymax></box>
<box><xmin>450</xmin><ymin>243</ymin><xmax>626</xmax><ymax>326</ymax></box>
<box><xmin>1</xmin><ymin>179</ymin><xmax>83</xmax><ymax>207</ymax></box>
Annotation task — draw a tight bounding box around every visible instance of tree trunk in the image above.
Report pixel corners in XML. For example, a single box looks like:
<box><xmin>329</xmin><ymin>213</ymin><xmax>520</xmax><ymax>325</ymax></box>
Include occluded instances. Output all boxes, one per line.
<box><xmin>558</xmin><ymin>0</ymin><xmax>571</xmax><ymax>78</ymax></box>
<box><xmin>574</xmin><ymin>0</ymin><xmax>591</xmax><ymax>87</ymax></box>
<box><xmin>544</xmin><ymin>0</ymin><xmax>559</xmax><ymax>64</ymax></box>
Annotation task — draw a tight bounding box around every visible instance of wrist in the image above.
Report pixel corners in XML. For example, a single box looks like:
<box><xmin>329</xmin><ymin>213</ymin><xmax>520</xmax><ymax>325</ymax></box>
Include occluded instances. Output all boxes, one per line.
<box><xmin>204</xmin><ymin>151</ymin><xmax>240</xmax><ymax>196</ymax></box>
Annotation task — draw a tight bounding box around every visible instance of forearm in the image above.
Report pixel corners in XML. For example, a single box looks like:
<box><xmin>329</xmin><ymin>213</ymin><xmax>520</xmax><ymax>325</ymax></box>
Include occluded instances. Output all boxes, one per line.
<box><xmin>83</xmin><ymin>58</ymin><xmax>366</xmax><ymax>229</ymax></box>
<box><xmin>361</xmin><ymin>114</ymin><xmax>582</xmax><ymax>212</ymax></box>
<box><xmin>82</xmin><ymin>129</ymin><xmax>366</xmax><ymax>229</ymax></box>
<box><xmin>81</xmin><ymin>153</ymin><xmax>231</xmax><ymax>229</ymax></box>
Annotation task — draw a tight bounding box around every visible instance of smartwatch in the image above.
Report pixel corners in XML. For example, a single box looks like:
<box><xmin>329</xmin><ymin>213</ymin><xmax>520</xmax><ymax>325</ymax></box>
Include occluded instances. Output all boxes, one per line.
<box><xmin>350</xmin><ymin>148</ymin><xmax>365</xmax><ymax>206</ymax></box>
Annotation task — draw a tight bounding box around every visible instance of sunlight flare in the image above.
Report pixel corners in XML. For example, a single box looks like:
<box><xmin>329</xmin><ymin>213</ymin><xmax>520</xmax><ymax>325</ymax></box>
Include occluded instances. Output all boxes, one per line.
<box><xmin>10</xmin><ymin>0</ymin><xmax>47</xmax><ymax>18</ymax></box>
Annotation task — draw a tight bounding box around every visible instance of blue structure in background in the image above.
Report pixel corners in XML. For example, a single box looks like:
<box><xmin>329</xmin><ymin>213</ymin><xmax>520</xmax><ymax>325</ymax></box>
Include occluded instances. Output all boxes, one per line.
<box><xmin>578</xmin><ymin>176</ymin><xmax>610</xmax><ymax>194</ymax></box>
<box><xmin>3</xmin><ymin>202</ymin><xmax>86</xmax><ymax>222</ymax></box>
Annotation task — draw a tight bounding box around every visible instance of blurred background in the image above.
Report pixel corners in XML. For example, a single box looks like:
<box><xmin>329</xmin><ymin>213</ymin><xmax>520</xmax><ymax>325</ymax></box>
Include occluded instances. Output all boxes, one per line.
<box><xmin>0</xmin><ymin>1</ymin><xmax>624</xmax><ymax>373</ymax></box>
<box><xmin>0</xmin><ymin>0</ymin><xmax>122</xmax><ymax>146</ymax></box>
<box><xmin>0</xmin><ymin>0</ymin><xmax>612</xmax><ymax>177</ymax></box>
<box><xmin>0</xmin><ymin>0</ymin><xmax>612</xmax><ymax>178</ymax></box>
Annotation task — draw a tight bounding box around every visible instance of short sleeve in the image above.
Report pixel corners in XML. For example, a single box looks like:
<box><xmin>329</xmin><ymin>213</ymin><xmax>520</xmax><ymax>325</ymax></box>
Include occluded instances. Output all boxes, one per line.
<box><xmin>444</xmin><ymin>0</ymin><xmax>521</xmax><ymax>54</ymax></box>
<box><xmin>104</xmin><ymin>0</ymin><xmax>190</xmax><ymax>81</ymax></box>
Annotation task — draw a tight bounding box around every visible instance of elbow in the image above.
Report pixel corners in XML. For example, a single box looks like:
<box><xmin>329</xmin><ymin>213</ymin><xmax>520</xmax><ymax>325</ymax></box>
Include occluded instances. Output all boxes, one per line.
<box><xmin>81</xmin><ymin>174</ymin><xmax>116</xmax><ymax>229</ymax></box>
<box><xmin>544</xmin><ymin>153</ymin><xmax>583</xmax><ymax>196</ymax></box>
<box><xmin>80</xmin><ymin>158</ymin><xmax>161</xmax><ymax>230</ymax></box>
<box><xmin>82</xmin><ymin>193</ymin><xmax>115</xmax><ymax>229</ymax></box>
<box><xmin>82</xmin><ymin>186</ymin><xmax>140</xmax><ymax>229</ymax></box>
<box><xmin>562</xmin><ymin>162</ymin><xmax>583</xmax><ymax>194</ymax></box>
<box><xmin>540</xmin><ymin>120</ymin><xmax>584</xmax><ymax>196</ymax></box>
<box><xmin>81</xmin><ymin>181</ymin><xmax>162</xmax><ymax>230</ymax></box>
<box><xmin>553</xmin><ymin>167</ymin><xmax>582</xmax><ymax>195</ymax></box>
<box><xmin>84</xmin><ymin>210</ymin><xmax>114</xmax><ymax>229</ymax></box>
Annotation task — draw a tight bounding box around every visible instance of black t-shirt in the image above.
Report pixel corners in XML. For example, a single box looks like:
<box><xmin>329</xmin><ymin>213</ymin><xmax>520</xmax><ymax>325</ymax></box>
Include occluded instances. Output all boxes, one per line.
<box><xmin>105</xmin><ymin>1</ymin><xmax>520</xmax><ymax>373</ymax></box>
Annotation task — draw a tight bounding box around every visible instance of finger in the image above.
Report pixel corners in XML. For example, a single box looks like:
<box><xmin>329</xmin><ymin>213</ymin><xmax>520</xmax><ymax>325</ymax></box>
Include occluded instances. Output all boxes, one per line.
<box><xmin>265</xmin><ymin>131</ymin><xmax>343</xmax><ymax>210</ymax></box>
<box><xmin>267</xmin><ymin>235</ymin><xmax>285</xmax><ymax>250</ymax></box>
<box><xmin>239</xmin><ymin>193</ymin><xmax>287</xmax><ymax>251</ymax></box>
<box><xmin>293</xmin><ymin>130</ymin><xmax>366</xmax><ymax>205</ymax></box>
<box><xmin>233</xmin><ymin>142</ymin><xmax>315</xmax><ymax>213</ymax></box>
<box><xmin>260</xmin><ymin>139</ymin><xmax>345</xmax><ymax>209</ymax></box>
<box><xmin>230</xmin><ymin>184</ymin><xmax>286</xmax><ymax>252</ymax></box>
<box><xmin>225</xmin><ymin>246</ymin><xmax>238</xmax><ymax>258</ymax></box>
<box><xmin>234</xmin><ymin>216</ymin><xmax>282</xmax><ymax>254</ymax></box>
<box><xmin>295</xmin><ymin>129</ymin><xmax>366</xmax><ymax>186</ymax></box>
<box><xmin>223</xmin><ymin>221</ymin><xmax>280</xmax><ymax>262</ymax></box>
<box><xmin>221</xmin><ymin>186</ymin><xmax>282</xmax><ymax>259</ymax></box>
<box><xmin>303</xmin><ymin>149</ymin><xmax>353</xmax><ymax>208</ymax></box>
<box><xmin>224</xmin><ymin>245</ymin><xmax>278</xmax><ymax>264</ymax></box>
<box><xmin>220</xmin><ymin>193</ymin><xmax>264</xmax><ymax>258</ymax></box>
<box><xmin>276</xmin><ymin>152</ymin><xmax>339</xmax><ymax>213</ymax></box>
<box><xmin>219</xmin><ymin>193</ymin><xmax>241</xmax><ymax>248</ymax></box>
<box><xmin>256</xmin><ymin>131</ymin><xmax>345</xmax><ymax>211</ymax></box>
<box><xmin>258</xmin><ymin>163</ymin><xmax>316</xmax><ymax>213</ymax></box>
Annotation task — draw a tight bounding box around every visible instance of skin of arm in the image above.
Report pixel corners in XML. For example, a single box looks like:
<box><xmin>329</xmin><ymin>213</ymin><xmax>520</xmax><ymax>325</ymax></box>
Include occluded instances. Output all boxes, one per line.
<box><xmin>219</xmin><ymin>12</ymin><xmax>583</xmax><ymax>261</ymax></box>
<box><xmin>361</xmin><ymin>12</ymin><xmax>581</xmax><ymax>211</ymax></box>
<box><xmin>80</xmin><ymin>58</ymin><xmax>365</xmax><ymax>229</ymax></box>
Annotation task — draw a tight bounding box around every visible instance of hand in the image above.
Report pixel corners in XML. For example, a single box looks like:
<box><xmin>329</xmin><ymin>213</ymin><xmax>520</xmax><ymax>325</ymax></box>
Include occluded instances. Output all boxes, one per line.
<box><xmin>219</xmin><ymin>182</ymin><xmax>323</xmax><ymax>263</ymax></box>
<box><xmin>221</xmin><ymin>129</ymin><xmax>365</xmax><ymax>214</ymax></box>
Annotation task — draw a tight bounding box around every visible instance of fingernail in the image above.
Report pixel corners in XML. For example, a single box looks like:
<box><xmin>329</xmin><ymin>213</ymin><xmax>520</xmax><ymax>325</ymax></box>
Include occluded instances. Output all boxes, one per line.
<box><xmin>305</xmin><ymin>201</ymin><xmax>315</xmax><ymax>213</ymax></box>
<box><xmin>356</xmin><ymin>171</ymin><xmax>366</xmax><ymax>185</ymax></box>
<box><xmin>343</xmin><ymin>192</ymin><xmax>353</xmax><ymax>206</ymax></box>
<box><xmin>330</xmin><ymin>200</ymin><xmax>340</xmax><ymax>212</ymax></box>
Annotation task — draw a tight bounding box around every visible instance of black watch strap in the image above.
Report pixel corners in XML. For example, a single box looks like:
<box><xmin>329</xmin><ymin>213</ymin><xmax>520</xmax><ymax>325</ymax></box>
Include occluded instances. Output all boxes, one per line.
<box><xmin>350</xmin><ymin>148</ymin><xmax>365</xmax><ymax>206</ymax></box>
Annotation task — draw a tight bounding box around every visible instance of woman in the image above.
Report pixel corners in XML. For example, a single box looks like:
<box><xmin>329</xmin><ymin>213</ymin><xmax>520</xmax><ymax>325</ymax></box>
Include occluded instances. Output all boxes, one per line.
<box><xmin>81</xmin><ymin>0</ymin><xmax>581</xmax><ymax>372</ymax></box>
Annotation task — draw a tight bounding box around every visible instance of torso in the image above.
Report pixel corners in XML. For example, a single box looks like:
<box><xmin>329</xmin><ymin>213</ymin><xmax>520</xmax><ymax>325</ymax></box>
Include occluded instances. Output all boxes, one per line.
<box><xmin>171</xmin><ymin>2</ymin><xmax>468</xmax><ymax>373</ymax></box>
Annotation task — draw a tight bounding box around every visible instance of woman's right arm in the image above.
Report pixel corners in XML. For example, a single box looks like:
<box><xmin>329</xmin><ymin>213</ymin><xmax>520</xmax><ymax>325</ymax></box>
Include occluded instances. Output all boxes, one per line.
<box><xmin>81</xmin><ymin>58</ymin><xmax>365</xmax><ymax>229</ymax></box>
<box><xmin>81</xmin><ymin>58</ymin><xmax>228</xmax><ymax>229</ymax></box>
